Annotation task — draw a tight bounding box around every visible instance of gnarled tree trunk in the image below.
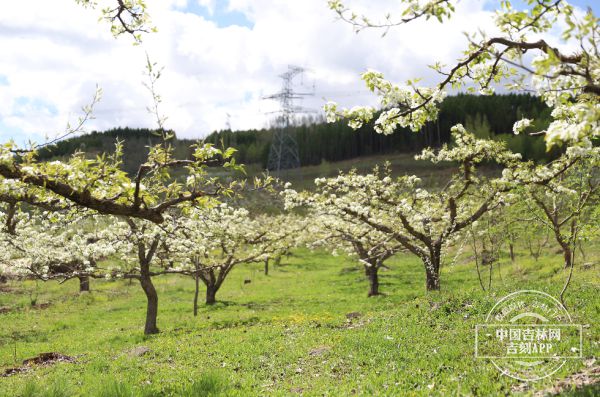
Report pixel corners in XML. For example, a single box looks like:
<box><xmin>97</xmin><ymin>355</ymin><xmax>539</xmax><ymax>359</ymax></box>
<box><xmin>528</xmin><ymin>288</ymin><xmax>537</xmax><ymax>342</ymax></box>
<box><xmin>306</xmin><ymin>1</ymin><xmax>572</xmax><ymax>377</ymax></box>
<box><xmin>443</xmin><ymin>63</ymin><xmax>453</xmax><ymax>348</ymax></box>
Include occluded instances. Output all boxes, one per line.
<box><xmin>425</xmin><ymin>266</ymin><xmax>440</xmax><ymax>291</ymax></box>
<box><xmin>127</xmin><ymin>220</ymin><xmax>162</xmax><ymax>335</ymax></box>
<box><xmin>199</xmin><ymin>268</ymin><xmax>222</xmax><ymax>305</ymax></box>
<box><xmin>424</xmin><ymin>251</ymin><xmax>441</xmax><ymax>291</ymax></box>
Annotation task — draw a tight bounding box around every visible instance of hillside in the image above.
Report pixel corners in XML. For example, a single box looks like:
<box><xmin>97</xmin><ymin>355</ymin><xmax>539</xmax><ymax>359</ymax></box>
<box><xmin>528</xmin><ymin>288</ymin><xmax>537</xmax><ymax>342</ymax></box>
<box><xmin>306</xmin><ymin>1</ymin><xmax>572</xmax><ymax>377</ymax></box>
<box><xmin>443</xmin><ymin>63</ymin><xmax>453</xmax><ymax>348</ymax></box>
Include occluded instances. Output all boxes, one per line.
<box><xmin>36</xmin><ymin>94</ymin><xmax>556</xmax><ymax>175</ymax></box>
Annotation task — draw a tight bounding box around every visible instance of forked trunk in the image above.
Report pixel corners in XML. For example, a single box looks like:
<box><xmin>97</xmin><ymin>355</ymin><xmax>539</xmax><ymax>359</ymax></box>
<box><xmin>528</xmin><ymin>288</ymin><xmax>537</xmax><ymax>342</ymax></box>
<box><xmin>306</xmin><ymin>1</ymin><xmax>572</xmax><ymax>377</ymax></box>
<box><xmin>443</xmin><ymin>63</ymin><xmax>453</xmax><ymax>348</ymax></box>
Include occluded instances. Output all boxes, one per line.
<box><xmin>199</xmin><ymin>268</ymin><xmax>223</xmax><ymax>305</ymax></box>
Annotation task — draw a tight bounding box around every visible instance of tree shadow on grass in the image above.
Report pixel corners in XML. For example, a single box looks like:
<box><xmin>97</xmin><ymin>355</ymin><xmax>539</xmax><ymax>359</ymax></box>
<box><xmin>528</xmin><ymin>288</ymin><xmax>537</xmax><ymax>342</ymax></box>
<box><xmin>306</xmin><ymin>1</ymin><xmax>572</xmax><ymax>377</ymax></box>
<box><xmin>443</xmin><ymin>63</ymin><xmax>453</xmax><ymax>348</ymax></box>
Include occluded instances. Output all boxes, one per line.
<box><xmin>550</xmin><ymin>383</ymin><xmax>599</xmax><ymax>396</ymax></box>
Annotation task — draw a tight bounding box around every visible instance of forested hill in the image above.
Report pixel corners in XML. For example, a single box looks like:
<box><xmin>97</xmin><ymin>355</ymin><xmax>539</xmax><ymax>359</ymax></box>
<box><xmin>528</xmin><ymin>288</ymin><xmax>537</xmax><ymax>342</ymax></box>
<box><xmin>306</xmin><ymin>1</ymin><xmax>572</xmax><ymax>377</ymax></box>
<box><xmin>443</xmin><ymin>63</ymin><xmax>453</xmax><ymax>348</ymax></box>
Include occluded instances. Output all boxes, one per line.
<box><xmin>38</xmin><ymin>94</ymin><xmax>555</xmax><ymax>174</ymax></box>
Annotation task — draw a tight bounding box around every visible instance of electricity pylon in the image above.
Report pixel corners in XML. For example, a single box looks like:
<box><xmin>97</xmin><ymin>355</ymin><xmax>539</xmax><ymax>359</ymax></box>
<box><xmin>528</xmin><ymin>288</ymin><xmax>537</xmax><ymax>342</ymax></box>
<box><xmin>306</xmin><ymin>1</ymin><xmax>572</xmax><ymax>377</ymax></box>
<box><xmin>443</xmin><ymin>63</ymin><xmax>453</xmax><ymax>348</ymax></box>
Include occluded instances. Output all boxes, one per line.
<box><xmin>263</xmin><ymin>65</ymin><xmax>314</xmax><ymax>175</ymax></box>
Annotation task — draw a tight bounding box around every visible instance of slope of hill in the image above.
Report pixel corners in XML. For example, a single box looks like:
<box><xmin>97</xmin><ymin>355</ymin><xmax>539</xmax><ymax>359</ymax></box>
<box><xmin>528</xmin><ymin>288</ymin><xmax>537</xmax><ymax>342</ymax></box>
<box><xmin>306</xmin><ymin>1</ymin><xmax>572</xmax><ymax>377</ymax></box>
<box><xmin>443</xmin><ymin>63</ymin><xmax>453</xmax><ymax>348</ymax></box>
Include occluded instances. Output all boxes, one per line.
<box><xmin>36</xmin><ymin>93</ymin><xmax>555</xmax><ymax>175</ymax></box>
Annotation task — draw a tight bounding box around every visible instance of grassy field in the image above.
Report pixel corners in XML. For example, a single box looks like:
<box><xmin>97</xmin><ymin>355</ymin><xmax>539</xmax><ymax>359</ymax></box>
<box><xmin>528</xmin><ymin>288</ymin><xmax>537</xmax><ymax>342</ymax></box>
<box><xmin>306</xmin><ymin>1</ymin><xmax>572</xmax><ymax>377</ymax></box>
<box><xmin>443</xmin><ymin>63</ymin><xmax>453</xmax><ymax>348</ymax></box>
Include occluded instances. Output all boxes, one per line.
<box><xmin>0</xmin><ymin>247</ymin><xmax>598</xmax><ymax>396</ymax></box>
<box><xmin>242</xmin><ymin>152</ymin><xmax>462</xmax><ymax>191</ymax></box>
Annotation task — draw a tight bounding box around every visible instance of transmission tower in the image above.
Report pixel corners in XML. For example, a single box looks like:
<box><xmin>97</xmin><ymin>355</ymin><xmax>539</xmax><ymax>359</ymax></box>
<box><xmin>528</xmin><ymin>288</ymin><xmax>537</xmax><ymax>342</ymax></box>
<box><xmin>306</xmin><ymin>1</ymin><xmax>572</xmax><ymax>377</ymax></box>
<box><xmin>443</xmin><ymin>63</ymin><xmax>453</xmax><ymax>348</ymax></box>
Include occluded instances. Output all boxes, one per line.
<box><xmin>263</xmin><ymin>65</ymin><xmax>314</xmax><ymax>175</ymax></box>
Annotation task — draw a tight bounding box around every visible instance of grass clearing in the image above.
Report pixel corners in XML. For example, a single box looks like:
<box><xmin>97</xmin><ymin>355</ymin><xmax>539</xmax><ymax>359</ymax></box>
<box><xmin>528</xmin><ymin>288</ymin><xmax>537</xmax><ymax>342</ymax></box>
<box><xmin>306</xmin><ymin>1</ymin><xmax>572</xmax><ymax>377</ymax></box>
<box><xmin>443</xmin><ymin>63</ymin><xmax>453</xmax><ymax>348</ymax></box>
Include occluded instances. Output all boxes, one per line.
<box><xmin>0</xmin><ymin>248</ymin><xmax>598</xmax><ymax>396</ymax></box>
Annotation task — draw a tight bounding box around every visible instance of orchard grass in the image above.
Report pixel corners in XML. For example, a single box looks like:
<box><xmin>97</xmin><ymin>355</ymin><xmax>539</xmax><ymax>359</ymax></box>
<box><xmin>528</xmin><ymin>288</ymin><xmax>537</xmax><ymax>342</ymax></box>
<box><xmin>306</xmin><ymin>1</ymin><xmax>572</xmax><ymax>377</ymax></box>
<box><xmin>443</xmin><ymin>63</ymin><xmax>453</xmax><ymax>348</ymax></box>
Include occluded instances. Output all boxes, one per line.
<box><xmin>0</xmin><ymin>248</ymin><xmax>598</xmax><ymax>396</ymax></box>
<box><xmin>242</xmin><ymin>152</ymin><xmax>459</xmax><ymax>192</ymax></box>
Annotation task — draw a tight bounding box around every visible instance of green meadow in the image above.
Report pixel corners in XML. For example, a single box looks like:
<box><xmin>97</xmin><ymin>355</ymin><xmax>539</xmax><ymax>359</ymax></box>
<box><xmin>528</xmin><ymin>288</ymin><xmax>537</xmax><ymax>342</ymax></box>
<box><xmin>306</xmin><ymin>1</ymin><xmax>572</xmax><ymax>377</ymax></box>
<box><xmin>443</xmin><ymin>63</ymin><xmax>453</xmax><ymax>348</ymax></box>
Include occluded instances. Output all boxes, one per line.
<box><xmin>0</xmin><ymin>248</ymin><xmax>598</xmax><ymax>396</ymax></box>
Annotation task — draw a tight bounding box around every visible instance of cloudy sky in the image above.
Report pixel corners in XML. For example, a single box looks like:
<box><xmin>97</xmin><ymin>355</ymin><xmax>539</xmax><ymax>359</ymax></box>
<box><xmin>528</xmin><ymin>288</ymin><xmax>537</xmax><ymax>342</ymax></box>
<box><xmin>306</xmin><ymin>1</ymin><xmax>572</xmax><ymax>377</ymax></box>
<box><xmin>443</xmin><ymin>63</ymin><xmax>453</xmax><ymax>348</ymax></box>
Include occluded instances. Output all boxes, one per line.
<box><xmin>0</xmin><ymin>0</ymin><xmax>597</xmax><ymax>144</ymax></box>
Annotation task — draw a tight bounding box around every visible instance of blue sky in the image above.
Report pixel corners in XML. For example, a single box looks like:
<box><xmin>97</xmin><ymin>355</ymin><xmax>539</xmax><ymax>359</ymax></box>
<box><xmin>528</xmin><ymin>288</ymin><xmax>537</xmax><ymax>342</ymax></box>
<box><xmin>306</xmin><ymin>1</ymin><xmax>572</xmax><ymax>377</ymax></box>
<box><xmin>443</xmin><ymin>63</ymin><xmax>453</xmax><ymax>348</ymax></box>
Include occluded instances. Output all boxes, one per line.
<box><xmin>189</xmin><ymin>1</ymin><xmax>600</xmax><ymax>24</ymax></box>
<box><xmin>0</xmin><ymin>97</ymin><xmax>55</xmax><ymax>145</ymax></box>
<box><xmin>0</xmin><ymin>117</ymin><xmax>45</xmax><ymax>144</ymax></box>
<box><xmin>569</xmin><ymin>0</ymin><xmax>599</xmax><ymax>9</ymax></box>
<box><xmin>183</xmin><ymin>1</ymin><xmax>254</xmax><ymax>29</ymax></box>
<box><xmin>484</xmin><ymin>0</ymin><xmax>599</xmax><ymax>12</ymax></box>
<box><xmin>13</xmin><ymin>97</ymin><xmax>58</xmax><ymax>118</ymax></box>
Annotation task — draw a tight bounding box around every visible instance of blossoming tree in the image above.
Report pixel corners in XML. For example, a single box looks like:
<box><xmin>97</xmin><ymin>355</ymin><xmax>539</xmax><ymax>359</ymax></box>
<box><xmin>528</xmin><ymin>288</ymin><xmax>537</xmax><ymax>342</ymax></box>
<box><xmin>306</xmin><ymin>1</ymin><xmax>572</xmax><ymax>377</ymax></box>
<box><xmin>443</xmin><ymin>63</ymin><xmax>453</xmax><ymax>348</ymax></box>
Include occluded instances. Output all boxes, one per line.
<box><xmin>284</xmin><ymin>186</ymin><xmax>403</xmax><ymax>296</ymax></box>
<box><xmin>167</xmin><ymin>205</ymin><xmax>294</xmax><ymax>313</ymax></box>
<box><xmin>508</xmin><ymin>146</ymin><xmax>600</xmax><ymax>303</ymax></box>
<box><xmin>288</xmin><ymin>126</ymin><xmax>521</xmax><ymax>291</ymax></box>
<box><xmin>255</xmin><ymin>212</ymin><xmax>309</xmax><ymax>276</ymax></box>
<box><xmin>326</xmin><ymin>0</ymin><xmax>599</xmax><ymax>148</ymax></box>
<box><xmin>0</xmin><ymin>209</ymin><xmax>116</xmax><ymax>292</ymax></box>
<box><xmin>109</xmin><ymin>216</ymin><xmax>177</xmax><ymax>334</ymax></box>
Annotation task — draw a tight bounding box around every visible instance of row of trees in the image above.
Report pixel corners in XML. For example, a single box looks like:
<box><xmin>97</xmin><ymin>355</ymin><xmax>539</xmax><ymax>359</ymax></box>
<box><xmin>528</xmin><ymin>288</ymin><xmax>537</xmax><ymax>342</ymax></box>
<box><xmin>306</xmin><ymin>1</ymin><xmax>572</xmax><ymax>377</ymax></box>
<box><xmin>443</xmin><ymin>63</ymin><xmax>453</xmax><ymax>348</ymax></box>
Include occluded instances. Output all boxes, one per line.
<box><xmin>284</xmin><ymin>127</ymin><xmax>600</xmax><ymax>300</ymax></box>
<box><xmin>316</xmin><ymin>0</ymin><xmax>599</xmax><ymax>302</ymax></box>
<box><xmin>0</xmin><ymin>202</ymin><xmax>305</xmax><ymax>334</ymax></box>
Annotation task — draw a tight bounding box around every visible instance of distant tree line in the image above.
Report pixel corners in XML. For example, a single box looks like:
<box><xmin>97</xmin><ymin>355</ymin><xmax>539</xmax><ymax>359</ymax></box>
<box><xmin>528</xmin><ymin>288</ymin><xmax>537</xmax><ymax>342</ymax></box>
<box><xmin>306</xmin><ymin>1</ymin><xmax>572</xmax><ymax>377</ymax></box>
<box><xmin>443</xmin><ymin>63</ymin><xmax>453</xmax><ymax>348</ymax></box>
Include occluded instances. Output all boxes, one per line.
<box><xmin>38</xmin><ymin>94</ymin><xmax>557</xmax><ymax>174</ymax></box>
<box><xmin>207</xmin><ymin>93</ymin><xmax>557</xmax><ymax>167</ymax></box>
<box><xmin>37</xmin><ymin>128</ymin><xmax>194</xmax><ymax>175</ymax></box>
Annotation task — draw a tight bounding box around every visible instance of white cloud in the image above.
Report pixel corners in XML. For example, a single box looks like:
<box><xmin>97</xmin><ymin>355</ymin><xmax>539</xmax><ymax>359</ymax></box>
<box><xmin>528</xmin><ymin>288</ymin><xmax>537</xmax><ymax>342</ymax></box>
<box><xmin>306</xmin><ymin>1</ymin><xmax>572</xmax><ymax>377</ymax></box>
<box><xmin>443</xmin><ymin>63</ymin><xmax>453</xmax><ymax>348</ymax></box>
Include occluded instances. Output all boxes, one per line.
<box><xmin>0</xmin><ymin>0</ymin><xmax>580</xmax><ymax>144</ymax></box>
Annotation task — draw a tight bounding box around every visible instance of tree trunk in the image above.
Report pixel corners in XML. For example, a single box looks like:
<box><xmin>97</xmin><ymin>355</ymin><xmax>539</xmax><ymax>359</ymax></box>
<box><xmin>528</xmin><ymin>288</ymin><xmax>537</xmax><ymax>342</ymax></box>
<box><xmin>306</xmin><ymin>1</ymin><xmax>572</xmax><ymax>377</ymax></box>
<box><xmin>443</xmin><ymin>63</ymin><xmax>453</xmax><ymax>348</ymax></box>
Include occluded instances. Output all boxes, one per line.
<box><xmin>562</xmin><ymin>245</ymin><xmax>573</xmax><ymax>269</ymax></box>
<box><xmin>475</xmin><ymin>258</ymin><xmax>486</xmax><ymax>292</ymax></box>
<box><xmin>205</xmin><ymin>284</ymin><xmax>217</xmax><ymax>305</ymax></box>
<box><xmin>425</xmin><ymin>268</ymin><xmax>440</xmax><ymax>291</ymax></box>
<box><xmin>139</xmin><ymin>268</ymin><xmax>159</xmax><ymax>335</ymax></box>
<box><xmin>509</xmin><ymin>243</ymin><xmax>515</xmax><ymax>262</ymax></box>
<box><xmin>560</xmin><ymin>245</ymin><xmax>576</xmax><ymax>308</ymax></box>
<box><xmin>578</xmin><ymin>244</ymin><xmax>587</xmax><ymax>263</ymax></box>
<box><xmin>264</xmin><ymin>257</ymin><xmax>269</xmax><ymax>276</ymax></box>
<box><xmin>366</xmin><ymin>266</ymin><xmax>380</xmax><ymax>297</ymax></box>
<box><xmin>424</xmin><ymin>255</ymin><xmax>441</xmax><ymax>291</ymax></box>
<box><xmin>78</xmin><ymin>275</ymin><xmax>90</xmax><ymax>292</ymax></box>
<box><xmin>193</xmin><ymin>273</ymin><xmax>200</xmax><ymax>317</ymax></box>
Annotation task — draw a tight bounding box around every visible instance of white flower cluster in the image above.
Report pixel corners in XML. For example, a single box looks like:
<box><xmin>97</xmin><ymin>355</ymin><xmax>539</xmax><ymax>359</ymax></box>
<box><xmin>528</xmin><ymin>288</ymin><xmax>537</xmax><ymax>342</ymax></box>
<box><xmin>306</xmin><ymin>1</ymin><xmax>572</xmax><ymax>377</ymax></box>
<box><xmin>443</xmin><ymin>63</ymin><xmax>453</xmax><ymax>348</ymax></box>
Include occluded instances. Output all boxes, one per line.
<box><xmin>0</xmin><ymin>211</ymin><xmax>118</xmax><ymax>280</ymax></box>
<box><xmin>513</xmin><ymin>118</ymin><xmax>533</xmax><ymax>135</ymax></box>
<box><xmin>283</xmin><ymin>125</ymin><xmax>530</xmax><ymax>287</ymax></box>
<box><xmin>324</xmin><ymin>70</ymin><xmax>446</xmax><ymax>135</ymax></box>
<box><xmin>545</xmin><ymin>103</ymin><xmax>600</xmax><ymax>147</ymax></box>
<box><xmin>416</xmin><ymin>124</ymin><xmax>522</xmax><ymax>166</ymax></box>
<box><xmin>164</xmin><ymin>204</ymin><xmax>305</xmax><ymax>274</ymax></box>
